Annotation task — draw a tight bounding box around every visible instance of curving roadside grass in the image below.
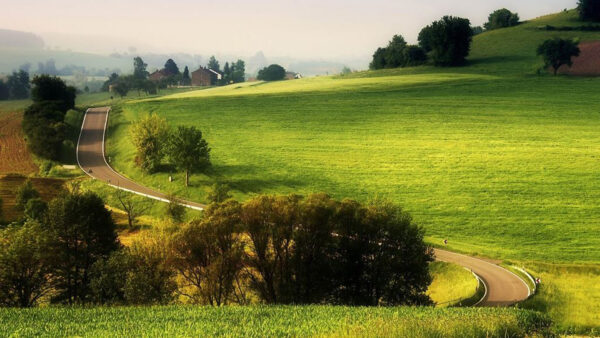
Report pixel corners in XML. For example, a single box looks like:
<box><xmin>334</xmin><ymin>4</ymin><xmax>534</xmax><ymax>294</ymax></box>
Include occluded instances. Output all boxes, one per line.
<box><xmin>427</xmin><ymin>262</ymin><xmax>479</xmax><ymax>307</ymax></box>
<box><xmin>0</xmin><ymin>306</ymin><xmax>551</xmax><ymax>337</ymax></box>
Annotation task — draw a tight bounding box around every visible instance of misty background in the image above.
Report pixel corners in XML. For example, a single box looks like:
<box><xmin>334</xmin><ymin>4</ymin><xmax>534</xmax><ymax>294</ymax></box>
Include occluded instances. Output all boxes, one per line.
<box><xmin>0</xmin><ymin>0</ymin><xmax>577</xmax><ymax>79</ymax></box>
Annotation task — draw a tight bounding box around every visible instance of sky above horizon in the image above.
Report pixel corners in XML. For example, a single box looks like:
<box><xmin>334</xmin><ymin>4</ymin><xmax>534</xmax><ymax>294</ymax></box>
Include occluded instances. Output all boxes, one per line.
<box><xmin>2</xmin><ymin>0</ymin><xmax>577</xmax><ymax>59</ymax></box>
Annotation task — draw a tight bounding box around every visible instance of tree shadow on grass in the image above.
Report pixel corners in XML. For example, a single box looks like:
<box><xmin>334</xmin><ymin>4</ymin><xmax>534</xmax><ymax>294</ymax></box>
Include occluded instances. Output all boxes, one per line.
<box><xmin>207</xmin><ymin>163</ymin><xmax>306</xmax><ymax>195</ymax></box>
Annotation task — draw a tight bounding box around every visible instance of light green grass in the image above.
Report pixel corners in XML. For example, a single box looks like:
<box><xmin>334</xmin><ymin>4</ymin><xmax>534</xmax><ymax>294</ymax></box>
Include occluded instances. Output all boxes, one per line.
<box><xmin>521</xmin><ymin>263</ymin><xmax>600</xmax><ymax>334</ymax></box>
<box><xmin>428</xmin><ymin>262</ymin><xmax>478</xmax><ymax>307</ymax></box>
<box><xmin>0</xmin><ymin>306</ymin><xmax>550</xmax><ymax>337</ymax></box>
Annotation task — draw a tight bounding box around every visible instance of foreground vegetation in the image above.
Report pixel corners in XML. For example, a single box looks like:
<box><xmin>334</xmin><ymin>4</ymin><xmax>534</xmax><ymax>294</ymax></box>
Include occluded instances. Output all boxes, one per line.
<box><xmin>0</xmin><ymin>306</ymin><xmax>551</xmax><ymax>337</ymax></box>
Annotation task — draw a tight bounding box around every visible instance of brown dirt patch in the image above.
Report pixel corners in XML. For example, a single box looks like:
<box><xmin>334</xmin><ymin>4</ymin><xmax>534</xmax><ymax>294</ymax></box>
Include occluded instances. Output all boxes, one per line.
<box><xmin>0</xmin><ymin>111</ymin><xmax>37</xmax><ymax>175</ymax></box>
<box><xmin>558</xmin><ymin>40</ymin><xmax>600</xmax><ymax>76</ymax></box>
<box><xmin>0</xmin><ymin>174</ymin><xmax>66</xmax><ymax>222</ymax></box>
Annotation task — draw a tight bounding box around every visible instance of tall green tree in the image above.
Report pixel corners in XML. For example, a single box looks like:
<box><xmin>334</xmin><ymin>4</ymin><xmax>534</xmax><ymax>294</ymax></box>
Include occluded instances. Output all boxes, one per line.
<box><xmin>45</xmin><ymin>191</ymin><xmax>120</xmax><ymax>304</ymax></box>
<box><xmin>133</xmin><ymin>56</ymin><xmax>149</xmax><ymax>80</ymax></box>
<box><xmin>6</xmin><ymin>70</ymin><xmax>30</xmax><ymax>99</ymax></box>
<box><xmin>182</xmin><ymin>66</ymin><xmax>191</xmax><ymax>86</ymax></box>
<box><xmin>129</xmin><ymin>114</ymin><xmax>170</xmax><ymax>173</ymax></box>
<box><xmin>257</xmin><ymin>64</ymin><xmax>286</xmax><ymax>81</ymax></box>
<box><xmin>427</xmin><ymin>16</ymin><xmax>473</xmax><ymax>66</ymax></box>
<box><xmin>484</xmin><ymin>9</ymin><xmax>520</xmax><ymax>30</ymax></box>
<box><xmin>164</xmin><ymin>59</ymin><xmax>180</xmax><ymax>75</ymax></box>
<box><xmin>207</xmin><ymin>56</ymin><xmax>220</xmax><ymax>72</ymax></box>
<box><xmin>0</xmin><ymin>221</ymin><xmax>54</xmax><ymax>307</ymax></box>
<box><xmin>30</xmin><ymin>75</ymin><xmax>76</xmax><ymax>112</ymax></box>
<box><xmin>0</xmin><ymin>80</ymin><xmax>9</xmax><ymax>100</ymax></box>
<box><xmin>15</xmin><ymin>179</ymin><xmax>40</xmax><ymax>211</ymax></box>
<box><xmin>233</xmin><ymin>60</ymin><xmax>246</xmax><ymax>83</ymax></box>
<box><xmin>578</xmin><ymin>0</ymin><xmax>600</xmax><ymax>21</ymax></box>
<box><xmin>369</xmin><ymin>47</ymin><xmax>387</xmax><ymax>70</ymax></box>
<box><xmin>168</xmin><ymin>126</ymin><xmax>211</xmax><ymax>187</ymax></box>
<box><xmin>537</xmin><ymin>38</ymin><xmax>581</xmax><ymax>75</ymax></box>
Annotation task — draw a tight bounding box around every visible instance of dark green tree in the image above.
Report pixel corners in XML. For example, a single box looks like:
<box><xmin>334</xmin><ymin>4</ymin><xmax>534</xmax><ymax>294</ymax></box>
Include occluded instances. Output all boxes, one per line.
<box><xmin>223</xmin><ymin>62</ymin><xmax>231</xmax><ymax>84</ymax></box>
<box><xmin>537</xmin><ymin>38</ymin><xmax>581</xmax><ymax>75</ymax></box>
<box><xmin>164</xmin><ymin>59</ymin><xmax>180</xmax><ymax>75</ymax></box>
<box><xmin>232</xmin><ymin>60</ymin><xmax>246</xmax><ymax>83</ymax></box>
<box><xmin>257</xmin><ymin>64</ymin><xmax>286</xmax><ymax>81</ymax></box>
<box><xmin>112</xmin><ymin>80</ymin><xmax>129</xmax><ymax>97</ymax></box>
<box><xmin>45</xmin><ymin>191</ymin><xmax>120</xmax><ymax>304</ymax></box>
<box><xmin>418</xmin><ymin>25</ymin><xmax>434</xmax><ymax>53</ymax></box>
<box><xmin>15</xmin><ymin>179</ymin><xmax>40</xmax><ymax>211</ymax></box>
<box><xmin>168</xmin><ymin>126</ymin><xmax>211</xmax><ymax>187</ymax></box>
<box><xmin>133</xmin><ymin>56</ymin><xmax>149</xmax><ymax>80</ymax></box>
<box><xmin>101</xmin><ymin>73</ymin><xmax>119</xmax><ymax>92</ymax></box>
<box><xmin>24</xmin><ymin>198</ymin><xmax>48</xmax><ymax>222</ymax></box>
<box><xmin>484</xmin><ymin>9</ymin><xmax>520</xmax><ymax>30</ymax></box>
<box><xmin>578</xmin><ymin>0</ymin><xmax>600</xmax><ymax>21</ymax></box>
<box><xmin>403</xmin><ymin>45</ymin><xmax>428</xmax><ymax>66</ymax></box>
<box><xmin>208</xmin><ymin>56</ymin><xmax>220</xmax><ymax>72</ymax></box>
<box><xmin>182</xmin><ymin>66</ymin><xmax>191</xmax><ymax>86</ymax></box>
<box><xmin>427</xmin><ymin>16</ymin><xmax>473</xmax><ymax>66</ymax></box>
<box><xmin>21</xmin><ymin>103</ymin><xmax>66</xmax><ymax>160</ymax></box>
<box><xmin>0</xmin><ymin>80</ymin><xmax>9</xmax><ymax>100</ymax></box>
<box><xmin>31</xmin><ymin>75</ymin><xmax>76</xmax><ymax>112</ymax></box>
<box><xmin>384</xmin><ymin>35</ymin><xmax>408</xmax><ymax>68</ymax></box>
<box><xmin>6</xmin><ymin>70</ymin><xmax>30</xmax><ymax>99</ymax></box>
<box><xmin>369</xmin><ymin>47</ymin><xmax>387</xmax><ymax>70</ymax></box>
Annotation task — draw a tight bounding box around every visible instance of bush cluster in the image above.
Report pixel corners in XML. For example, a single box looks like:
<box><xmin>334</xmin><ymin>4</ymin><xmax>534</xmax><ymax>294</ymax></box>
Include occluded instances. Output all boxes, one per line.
<box><xmin>370</xmin><ymin>35</ymin><xmax>427</xmax><ymax>70</ymax></box>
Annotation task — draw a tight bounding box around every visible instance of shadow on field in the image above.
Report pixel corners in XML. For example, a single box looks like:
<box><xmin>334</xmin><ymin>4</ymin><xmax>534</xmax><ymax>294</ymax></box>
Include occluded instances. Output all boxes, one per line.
<box><xmin>211</xmin><ymin>163</ymin><xmax>305</xmax><ymax>194</ymax></box>
<box><xmin>467</xmin><ymin>55</ymin><xmax>530</xmax><ymax>66</ymax></box>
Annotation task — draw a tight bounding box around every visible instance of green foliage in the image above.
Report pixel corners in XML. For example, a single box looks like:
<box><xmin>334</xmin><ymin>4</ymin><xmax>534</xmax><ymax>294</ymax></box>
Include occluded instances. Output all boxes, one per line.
<box><xmin>15</xmin><ymin>179</ymin><xmax>40</xmax><ymax>211</ymax></box>
<box><xmin>536</xmin><ymin>38</ymin><xmax>581</xmax><ymax>75</ymax></box>
<box><xmin>484</xmin><ymin>9</ymin><xmax>520</xmax><ymax>30</ymax></box>
<box><xmin>164</xmin><ymin>59</ymin><xmax>180</xmax><ymax>76</ymax></box>
<box><xmin>165</xmin><ymin>194</ymin><xmax>186</xmax><ymax>223</ymax></box>
<box><xmin>222</xmin><ymin>60</ymin><xmax>246</xmax><ymax>85</ymax></box>
<box><xmin>181</xmin><ymin>66</ymin><xmax>191</xmax><ymax>86</ymax></box>
<box><xmin>45</xmin><ymin>191</ymin><xmax>120</xmax><ymax>304</ymax></box>
<box><xmin>207</xmin><ymin>56</ymin><xmax>220</xmax><ymax>72</ymax></box>
<box><xmin>30</xmin><ymin>75</ymin><xmax>76</xmax><ymax>112</ymax></box>
<box><xmin>207</xmin><ymin>182</ymin><xmax>232</xmax><ymax>203</ymax></box>
<box><xmin>5</xmin><ymin>70</ymin><xmax>30</xmax><ymax>100</ymax></box>
<box><xmin>112</xmin><ymin>80</ymin><xmax>129</xmax><ymax>97</ymax></box>
<box><xmin>129</xmin><ymin>114</ymin><xmax>170</xmax><ymax>173</ymax></box>
<box><xmin>133</xmin><ymin>56</ymin><xmax>149</xmax><ymax>80</ymax></box>
<box><xmin>89</xmin><ymin>250</ymin><xmax>132</xmax><ymax>304</ymax></box>
<box><xmin>0</xmin><ymin>80</ymin><xmax>9</xmax><ymax>100</ymax></box>
<box><xmin>24</xmin><ymin>198</ymin><xmax>48</xmax><ymax>222</ymax></box>
<box><xmin>0</xmin><ymin>221</ymin><xmax>53</xmax><ymax>307</ymax></box>
<box><xmin>257</xmin><ymin>64</ymin><xmax>286</xmax><ymax>81</ymax></box>
<box><xmin>427</xmin><ymin>16</ymin><xmax>473</xmax><ymax>66</ymax></box>
<box><xmin>0</xmin><ymin>306</ymin><xmax>552</xmax><ymax>337</ymax></box>
<box><xmin>578</xmin><ymin>0</ymin><xmax>600</xmax><ymax>21</ymax></box>
<box><xmin>370</xmin><ymin>35</ymin><xmax>428</xmax><ymax>70</ymax></box>
<box><xmin>168</xmin><ymin>126</ymin><xmax>211</xmax><ymax>186</ymax></box>
<box><xmin>418</xmin><ymin>26</ymin><xmax>434</xmax><ymax>53</ymax></box>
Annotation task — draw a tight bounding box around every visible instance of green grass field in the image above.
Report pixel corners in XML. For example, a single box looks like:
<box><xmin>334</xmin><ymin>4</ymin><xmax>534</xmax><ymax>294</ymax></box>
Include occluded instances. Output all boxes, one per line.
<box><xmin>0</xmin><ymin>306</ymin><xmax>550</xmax><ymax>337</ymax></box>
<box><xmin>427</xmin><ymin>262</ymin><xmax>478</xmax><ymax>307</ymax></box>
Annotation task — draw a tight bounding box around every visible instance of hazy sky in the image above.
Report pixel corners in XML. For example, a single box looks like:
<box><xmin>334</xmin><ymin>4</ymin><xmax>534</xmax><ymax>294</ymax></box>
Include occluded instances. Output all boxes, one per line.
<box><xmin>1</xmin><ymin>0</ymin><xmax>577</xmax><ymax>58</ymax></box>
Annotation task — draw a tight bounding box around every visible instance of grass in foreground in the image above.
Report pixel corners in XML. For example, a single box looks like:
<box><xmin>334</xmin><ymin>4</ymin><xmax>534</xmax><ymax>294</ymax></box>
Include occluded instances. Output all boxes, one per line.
<box><xmin>0</xmin><ymin>306</ymin><xmax>550</xmax><ymax>337</ymax></box>
<box><xmin>427</xmin><ymin>262</ymin><xmax>478</xmax><ymax>307</ymax></box>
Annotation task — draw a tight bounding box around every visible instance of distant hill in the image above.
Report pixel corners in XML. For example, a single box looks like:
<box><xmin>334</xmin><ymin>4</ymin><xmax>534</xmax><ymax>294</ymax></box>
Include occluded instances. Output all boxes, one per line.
<box><xmin>0</xmin><ymin>29</ymin><xmax>44</xmax><ymax>49</ymax></box>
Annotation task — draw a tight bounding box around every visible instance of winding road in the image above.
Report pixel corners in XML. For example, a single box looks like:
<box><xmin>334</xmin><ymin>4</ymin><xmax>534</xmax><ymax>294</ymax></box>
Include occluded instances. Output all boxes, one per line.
<box><xmin>76</xmin><ymin>106</ymin><xmax>531</xmax><ymax>307</ymax></box>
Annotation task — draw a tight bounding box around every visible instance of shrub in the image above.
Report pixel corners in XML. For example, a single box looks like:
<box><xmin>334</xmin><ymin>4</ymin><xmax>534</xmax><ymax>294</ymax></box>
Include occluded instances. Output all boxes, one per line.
<box><xmin>484</xmin><ymin>9</ymin><xmax>520</xmax><ymax>30</ymax></box>
<box><xmin>15</xmin><ymin>179</ymin><xmax>40</xmax><ymax>211</ymax></box>
<box><xmin>24</xmin><ymin>198</ymin><xmax>48</xmax><ymax>222</ymax></box>
<box><xmin>257</xmin><ymin>64</ymin><xmax>286</xmax><ymax>81</ymax></box>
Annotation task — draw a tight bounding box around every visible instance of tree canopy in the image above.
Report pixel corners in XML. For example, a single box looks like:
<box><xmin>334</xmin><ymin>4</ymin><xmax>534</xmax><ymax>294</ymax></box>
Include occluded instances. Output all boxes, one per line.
<box><xmin>168</xmin><ymin>126</ymin><xmax>211</xmax><ymax>187</ymax></box>
<box><xmin>257</xmin><ymin>64</ymin><xmax>286</xmax><ymax>81</ymax></box>
<box><xmin>129</xmin><ymin>114</ymin><xmax>170</xmax><ymax>173</ymax></box>
<box><xmin>370</xmin><ymin>35</ymin><xmax>427</xmax><ymax>70</ymax></box>
<box><xmin>425</xmin><ymin>16</ymin><xmax>473</xmax><ymax>66</ymax></box>
<box><xmin>164</xmin><ymin>59</ymin><xmax>180</xmax><ymax>75</ymax></box>
<box><xmin>537</xmin><ymin>38</ymin><xmax>581</xmax><ymax>75</ymax></box>
<box><xmin>578</xmin><ymin>0</ymin><xmax>600</xmax><ymax>21</ymax></box>
<box><xmin>207</xmin><ymin>56</ymin><xmax>220</xmax><ymax>72</ymax></box>
<box><xmin>484</xmin><ymin>9</ymin><xmax>520</xmax><ymax>30</ymax></box>
<box><xmin>133</xmin><ymin>57</ymin><xmax>149</xmax><ymax>80</ymax></box>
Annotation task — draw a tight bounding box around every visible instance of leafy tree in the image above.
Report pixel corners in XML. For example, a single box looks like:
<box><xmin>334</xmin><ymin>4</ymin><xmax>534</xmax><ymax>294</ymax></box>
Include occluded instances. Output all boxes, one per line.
<box><xmin>112</xmin><ymin>81</ymin><xmax>129</xmax><ymax>97</ymax></box>
<box><xmin>0</xmin><ymin>80</ymin><xmax>9</xmax><ymax>100</ymax></box>
<box><xmin>182</xmin><ymin>66</ymin><xmax>191</xmax><ymax>86</ymax></box>
<box><xmin>208</xmin><ymin>56</ymin><xmax>220</xmax><ymax>72</ymax></box>
<box><xmin>207</xmin><ymin>182</ymin><xmax>232</xmax><ymax>204</ymax></box>
<box><xmin>45</xmin><ymin>191</ymin><xmax>120</xmax><ymax>304</ymax></box>
<box><xmin>101</xmin><ymin>73</ymin><xmax>119</xmax><ymax>92</ymax></box>
<box><xmin>370</xmin><ymin>36</ymin><xmax>427</xmax><ymax>70</ymax></box>
<box><xmin>427</xmin><ymin>16</ymin><xmax>473</xmax><ymax>66</ymax></box>
<box><xmin>537</xmin><ymin>38</ymin><xmax>581</xmax><ymax>75</ymax></box>
<box><xmin>24</xmin><ymin>198</ymin><xmax>48</xmax><ymax>222</ymax></box>
<box><xmin>403</xmin><ymin>45</ymin><xmax>428</xmax><ymax>66</ymax></box>
<box><xmin>257</xmin><ymin>64</ymin><xmax>286</xmax><ymax>81</ymax></box>
<box><xmin>578</xmin><ymin>0</ymin><xmax>600</xmax><ymax>21</ymax></box>
<box><xmin>170</xmin><ymin>201</ymin><xmax>244</xmax><ymax>305</ymax></box>
<box><xmin>15</xmin><ymin>179</ymin><xmax>40</xmax><ymax>211</ymax></box>
<box><xmin>6</xmin><ymin>70</ymin><xmax>30</xmax><ymax>99</ymax></box>
<box><xmin>384</xmin><ymin>35</ymin><xmax>408</xmax><ymax>68</ymax></box>
<box><xmin>116</xmin><ymin>189</ymin><xmax>150</xmax><ymax>228</ymax></box>
<box><xmin>233</xmin><ymin>60</ymin><xmax>246</xmax><ymax>83</ymax></box>
<box><xmin>369</xmin><ymin>47</ymin><xmax>388</xmax><ymax>70</ymax></box>
<box><xmin>164</xmin><ymin>59</ymin><xmax>180</xmax><ymax>75</ymax></box>
<box><xmin>31</xmin><ymin>75</ymin><xmax>76</xmax><ymax>112</ymax></box>
<box><xmin>89</xmin><ymin>249</ymin><xmax>132</xmax><ymax>304</ymax></box>
<box><xmin>165</xmin><ymin>194</ymin><xmax>186</xmax><ymax>223</ymax></box>
<box><xmin>133</xmin><ymin>56</ymin><xmax>149</xmax><ymax>80</ymax></box>
<box><xmin>129</xmin><ymin>114</ymin><xmax>170</xmax><ymax>173</ymax></box>
<box><xmin>223</xmin><ymin>62</ymin><xmax>231</xmax><ymax>84</ymax></box>
<box><xmin>21</xmin><ymin>104</ymin><xmax>66</xmax><ymax>160</ymax></box>
<box><xmin>484</xmin><ymin>9</ymin><xmax>520</xmax><ymax>30</ymax></box>
<box><xmin>0</xmin><ymin>221</ymin><xmax>54</xmax><ymax>307</ymax></box>
<box><xmin>168</xmin><ymin>126</ymin><xmax>211</xmax><ymax>187</ymax></box>
<box><xmin>472</xmin><ymin>26</ymin><xmax>484</xmax><ymax>35</ymax></box>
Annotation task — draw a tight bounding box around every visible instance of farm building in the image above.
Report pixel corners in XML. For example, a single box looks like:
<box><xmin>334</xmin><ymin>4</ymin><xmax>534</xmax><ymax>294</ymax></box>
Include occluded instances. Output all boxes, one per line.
<box><xmin>149</xmin><ymin>69</ymin><xmax>170</xmax><ymax>82</ymax></box>
<box><xmin>285</xmin><ymin>72</ymin><xmax>302</xmax><ymax>80</ymax></box>
<box><xmin>191</xmin><ymin>67</ymin><xmax>222</xmax><ymax>86</ymax></box>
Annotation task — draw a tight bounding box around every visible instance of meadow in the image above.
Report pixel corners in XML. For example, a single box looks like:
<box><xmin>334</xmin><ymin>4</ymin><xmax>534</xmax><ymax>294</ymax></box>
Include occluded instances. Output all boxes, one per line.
<box><xmin>0</xmin><ymin>306</ymin><xmax>550</xmax><ymax>337</ymax></box>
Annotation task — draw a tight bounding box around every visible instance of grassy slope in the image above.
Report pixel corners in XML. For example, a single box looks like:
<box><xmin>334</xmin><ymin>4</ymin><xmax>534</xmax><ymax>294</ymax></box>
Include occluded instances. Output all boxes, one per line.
<box><xmin>427</xmin><ymin>262</ymin><xmax>478</xmax><ymax>307</ymax></box>
<box><xmin>0</xmin><ymin>306</ymin><xmax>550</xmax><ymax>337</ymax></box>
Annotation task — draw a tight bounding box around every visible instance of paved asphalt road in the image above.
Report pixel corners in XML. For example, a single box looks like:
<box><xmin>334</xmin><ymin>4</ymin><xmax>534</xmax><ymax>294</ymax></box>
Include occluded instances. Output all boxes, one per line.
<box><xmin>77</xmin><ymin>106</ymin><xmax>531</xmax><ymax>307</ymax></box>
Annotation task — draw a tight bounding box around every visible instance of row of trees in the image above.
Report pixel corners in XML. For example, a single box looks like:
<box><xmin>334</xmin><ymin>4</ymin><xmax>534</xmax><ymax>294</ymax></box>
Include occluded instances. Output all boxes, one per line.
<box><xmin>0</xmin><ymin>70</ymin><xmax>30</xmax><ymax>101</ymax></box>
<box><xmin>207</xmin><ymin>56</ymin><xmax>246</xmax><ymax>85</ymax></box>
<box><xmin>130</xmin><ymin>114</ymin><xmax>211</xmax><ymax>186</ymax></box>
<box><xmin>21</xmin><ymin>76</ymin><xmax>77</xmax><ymax>160</ymax></box>
<box><xmin>0</xmin><ymin>185</ymin><xmax>434</xmax><ymax>307</ymax></box>
<box><xmin>370</xmin><ymin>8</ymin><xmax>522</xmax><ymax>70</ymax></box>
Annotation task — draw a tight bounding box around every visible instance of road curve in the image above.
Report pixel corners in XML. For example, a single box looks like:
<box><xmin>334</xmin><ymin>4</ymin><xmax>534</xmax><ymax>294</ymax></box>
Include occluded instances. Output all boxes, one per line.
<box><xmin>77</xmin><ymin>107</ymin><xmax>530</xmax><ymax>307</ymax></box>
<box><xmin>434</xmin><ymin>249</ymin><xmax>530</xmax><ymax>306</ymax></box>
<box><xmin>76</xmin><ymin>107</ymin><xmax>205</xmax><ymax>211</ymax></box>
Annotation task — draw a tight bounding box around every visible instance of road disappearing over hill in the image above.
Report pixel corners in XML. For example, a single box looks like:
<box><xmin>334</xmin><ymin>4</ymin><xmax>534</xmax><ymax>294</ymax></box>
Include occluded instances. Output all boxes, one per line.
<box><xmin>77</xmin><ymin>106</ymin><xmax>531</xmax><ymax>307</ymax></box>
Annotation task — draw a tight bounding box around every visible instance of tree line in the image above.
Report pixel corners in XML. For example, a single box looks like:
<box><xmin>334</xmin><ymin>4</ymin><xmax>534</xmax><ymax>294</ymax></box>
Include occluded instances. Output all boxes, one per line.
<box><xmin>0</xmin><ymin>70</ymin><xmax>30</xmax><ymax>101</ymax></box>
<box><xmin>0</xmin><ymin>182</ymin><xmax>433</xmax><ymax>307</ymax></box>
